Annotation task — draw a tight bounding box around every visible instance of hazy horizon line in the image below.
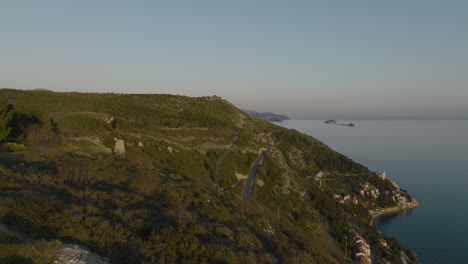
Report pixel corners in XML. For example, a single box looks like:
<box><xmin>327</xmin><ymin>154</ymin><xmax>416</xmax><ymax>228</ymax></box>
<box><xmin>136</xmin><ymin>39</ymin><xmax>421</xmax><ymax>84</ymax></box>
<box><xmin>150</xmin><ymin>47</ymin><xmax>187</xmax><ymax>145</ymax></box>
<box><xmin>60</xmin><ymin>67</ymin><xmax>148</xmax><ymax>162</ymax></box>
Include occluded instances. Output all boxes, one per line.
<box><xmin>286</xmin><ymin>115</ymin><xmax>468</xmax><ymax>121</ymax></box>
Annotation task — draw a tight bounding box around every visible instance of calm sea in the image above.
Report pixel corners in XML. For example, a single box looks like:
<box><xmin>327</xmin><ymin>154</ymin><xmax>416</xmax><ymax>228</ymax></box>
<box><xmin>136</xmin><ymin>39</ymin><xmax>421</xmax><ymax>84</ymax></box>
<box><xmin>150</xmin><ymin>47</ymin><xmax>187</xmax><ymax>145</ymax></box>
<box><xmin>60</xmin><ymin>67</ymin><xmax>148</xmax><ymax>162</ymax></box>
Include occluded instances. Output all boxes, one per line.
<box><xmin>280</xmin><ymin>119</ymin><xmax>468</xmax><ymax>264</ymax></box>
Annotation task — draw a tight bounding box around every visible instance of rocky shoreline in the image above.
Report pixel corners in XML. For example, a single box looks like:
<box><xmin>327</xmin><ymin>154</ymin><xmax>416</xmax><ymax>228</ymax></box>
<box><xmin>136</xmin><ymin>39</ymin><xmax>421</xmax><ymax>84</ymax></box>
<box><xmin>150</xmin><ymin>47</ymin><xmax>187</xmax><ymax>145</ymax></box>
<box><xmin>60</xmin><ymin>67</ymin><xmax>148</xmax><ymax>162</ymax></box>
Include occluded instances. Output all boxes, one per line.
<box><xmin>368</xmin><ymin>171</ymin><xmax>420</xmax><ymax>220</ymax></box>
<box><xmin>370</xmin><ymin>198</ymin><xmax>420</xmax><ymax>219</ymax></box>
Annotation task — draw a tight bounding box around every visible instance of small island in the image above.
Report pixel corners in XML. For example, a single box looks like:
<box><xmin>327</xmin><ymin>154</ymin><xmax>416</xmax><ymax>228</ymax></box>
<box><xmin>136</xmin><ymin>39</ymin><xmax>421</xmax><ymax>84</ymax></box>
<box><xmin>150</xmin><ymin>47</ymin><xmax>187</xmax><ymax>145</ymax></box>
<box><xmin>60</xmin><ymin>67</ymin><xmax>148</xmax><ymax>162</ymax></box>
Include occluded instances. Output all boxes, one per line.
<box><xmin>325</xmin><ymin>120</ymin><xmax>355</xmax><ymax>127</ymax></box>
<box><xmin>340</xmin><ymin>123</ymin><xmax>355</xmax><ymax>127</ymax></box>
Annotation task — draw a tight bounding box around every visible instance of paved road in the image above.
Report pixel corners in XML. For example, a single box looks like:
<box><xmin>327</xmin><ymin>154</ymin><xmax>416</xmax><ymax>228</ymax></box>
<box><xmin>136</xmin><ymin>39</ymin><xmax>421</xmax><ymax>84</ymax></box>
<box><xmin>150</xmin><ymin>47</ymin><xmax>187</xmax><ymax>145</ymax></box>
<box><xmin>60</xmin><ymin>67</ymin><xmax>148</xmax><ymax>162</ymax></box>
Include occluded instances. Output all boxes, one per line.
<box><xmin>242</xmin><ymin>144</ymin><xmax>272</xmax><ymax>200</ymax></box>
<box><xmin>220</xmin><ymin>179</ymin><xmax>246</xmax><ymax>193</ymax></box>
<box><xmin>400</xmin><ymin>256</ymin><xmax>408</xmax><ymax>264</ymax></box>
<box><xmin>216</xmin><ymin>128</ymin><xmax>239</xmax><ymax>189</ymax></box>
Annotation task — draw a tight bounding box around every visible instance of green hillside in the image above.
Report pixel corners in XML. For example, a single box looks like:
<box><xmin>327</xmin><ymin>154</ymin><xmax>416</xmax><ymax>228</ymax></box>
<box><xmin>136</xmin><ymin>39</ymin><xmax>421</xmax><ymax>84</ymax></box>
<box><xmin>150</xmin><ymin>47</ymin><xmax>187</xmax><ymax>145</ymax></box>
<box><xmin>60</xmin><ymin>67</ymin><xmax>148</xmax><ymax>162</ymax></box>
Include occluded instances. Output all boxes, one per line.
<box><xmin>0</xmin><ymin>89</ymin><xmax>418</xmax><ymax>263</ymax></box>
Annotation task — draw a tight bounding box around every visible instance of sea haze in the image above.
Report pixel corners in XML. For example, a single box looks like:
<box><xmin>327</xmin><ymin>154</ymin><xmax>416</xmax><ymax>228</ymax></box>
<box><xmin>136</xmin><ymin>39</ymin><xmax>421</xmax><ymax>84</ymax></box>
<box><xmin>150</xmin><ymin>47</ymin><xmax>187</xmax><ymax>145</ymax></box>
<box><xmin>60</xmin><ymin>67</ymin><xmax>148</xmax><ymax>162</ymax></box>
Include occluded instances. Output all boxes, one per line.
<box><xmin>280</xmin><ymin>119</ymin><xmax>468</xmax><ymax>264</ymax></box>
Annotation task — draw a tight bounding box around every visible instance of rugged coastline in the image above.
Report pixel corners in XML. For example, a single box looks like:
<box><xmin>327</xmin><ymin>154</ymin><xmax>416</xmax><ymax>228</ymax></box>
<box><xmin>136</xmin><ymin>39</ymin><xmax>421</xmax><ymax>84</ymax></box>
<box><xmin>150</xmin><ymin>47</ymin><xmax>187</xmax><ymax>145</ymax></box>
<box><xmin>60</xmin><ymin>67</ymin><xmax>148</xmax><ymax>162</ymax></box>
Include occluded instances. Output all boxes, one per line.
<box><xmin>370</xmin><ymin>198</ymin><xmax>420</xmax><ymax>219</ymax></box>
<box><xmin>368</xmin><ymin>171</ymin><xmax>420</xmax><ymax>219</ymax></box>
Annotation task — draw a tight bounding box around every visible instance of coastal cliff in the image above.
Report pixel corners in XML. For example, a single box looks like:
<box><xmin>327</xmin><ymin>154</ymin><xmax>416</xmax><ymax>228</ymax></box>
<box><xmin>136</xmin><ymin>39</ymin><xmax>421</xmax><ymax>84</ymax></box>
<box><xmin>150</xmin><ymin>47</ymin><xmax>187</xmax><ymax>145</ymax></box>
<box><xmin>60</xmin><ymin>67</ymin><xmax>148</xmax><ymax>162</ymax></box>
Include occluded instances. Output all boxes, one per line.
<box><xmin>0</xmin><ymin>89</ymin><xmax>419</xmax><ymax>263</ymax></box>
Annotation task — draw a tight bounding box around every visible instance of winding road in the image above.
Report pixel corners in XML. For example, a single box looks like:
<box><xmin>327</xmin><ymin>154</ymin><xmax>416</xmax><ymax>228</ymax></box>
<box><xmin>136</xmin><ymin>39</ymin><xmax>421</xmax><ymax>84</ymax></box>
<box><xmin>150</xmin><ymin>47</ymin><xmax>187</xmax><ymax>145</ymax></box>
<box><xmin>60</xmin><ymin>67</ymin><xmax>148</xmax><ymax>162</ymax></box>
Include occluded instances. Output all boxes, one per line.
<box><xmin>242</xmin><ymin>144</ymin><xmax>272</xmax><ymax>200</ymax></box>
<box><xmin>216</xmin><ymin>128</ymin><xmax>239</xmax><ymax>189</ymax></box>
<box><xmin>220</xmin><ymin>179</ymin><xmax>246</xmax><ymax>193</ymax></box>
<box><xmin>216</xmin><ymin>129</ymin><xmax>272</xmax><ymax>198</ymax></box>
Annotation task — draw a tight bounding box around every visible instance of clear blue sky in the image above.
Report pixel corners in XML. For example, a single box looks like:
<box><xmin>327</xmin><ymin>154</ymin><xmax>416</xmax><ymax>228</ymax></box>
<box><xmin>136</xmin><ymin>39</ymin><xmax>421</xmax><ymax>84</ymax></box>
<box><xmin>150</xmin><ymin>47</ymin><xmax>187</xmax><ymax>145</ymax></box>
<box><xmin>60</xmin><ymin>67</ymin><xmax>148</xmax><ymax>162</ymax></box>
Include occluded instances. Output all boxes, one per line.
<box><xmin>1</xmin><ymin>1</ymin><xmax>467</xmax><ymax>118</ymax></box>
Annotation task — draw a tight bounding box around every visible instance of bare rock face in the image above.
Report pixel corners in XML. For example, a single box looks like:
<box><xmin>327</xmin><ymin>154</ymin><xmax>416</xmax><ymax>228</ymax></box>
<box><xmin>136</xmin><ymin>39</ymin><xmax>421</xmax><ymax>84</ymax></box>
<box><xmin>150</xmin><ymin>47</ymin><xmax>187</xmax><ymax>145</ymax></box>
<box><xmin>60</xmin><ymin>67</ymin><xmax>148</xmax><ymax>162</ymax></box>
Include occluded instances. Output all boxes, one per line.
<box><xmin>256</xmin><ymin>179</ymin><xmax>265</xmax><ymax>187</ymax></box>
<box><xmin>0</xmin><ymin>224</ymin><xmax>109</xmax><ymax>264</ymax></box>
<box><xmin>114</xmin><ymin>139</ymin><xmax>125</xmax><ymax>156</ymax></box>
<box><xmin>54</xmin><ymin>244</ymin><xmax>110</xmax><ymax>264</ymax></box>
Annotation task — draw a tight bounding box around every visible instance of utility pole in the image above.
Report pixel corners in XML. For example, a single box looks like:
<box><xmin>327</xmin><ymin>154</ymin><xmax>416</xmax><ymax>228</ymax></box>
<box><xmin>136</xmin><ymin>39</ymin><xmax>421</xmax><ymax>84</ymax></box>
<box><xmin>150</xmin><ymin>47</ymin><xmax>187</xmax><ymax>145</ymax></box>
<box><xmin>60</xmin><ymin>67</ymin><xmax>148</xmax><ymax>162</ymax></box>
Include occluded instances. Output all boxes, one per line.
<box><xmin>277</xmin><ymin>204</ymin><xmax>280</xmax><ymax>226</ymax></box>
<box><xmin>344</xmin><ymin>236</ymin><xmax>348</xmax><ymax>263</ymax></box>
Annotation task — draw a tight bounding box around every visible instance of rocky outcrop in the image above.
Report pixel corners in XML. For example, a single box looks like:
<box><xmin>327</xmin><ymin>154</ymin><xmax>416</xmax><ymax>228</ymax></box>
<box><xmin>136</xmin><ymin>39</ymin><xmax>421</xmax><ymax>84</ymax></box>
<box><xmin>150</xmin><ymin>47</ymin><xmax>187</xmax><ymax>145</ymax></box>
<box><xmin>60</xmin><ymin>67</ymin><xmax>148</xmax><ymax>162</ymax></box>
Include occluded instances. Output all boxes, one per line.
<box><xmin>0</xmin><ymin>223</ymin><xmax>108</xmax><ymax>264</ymax></box>
<box><xmin>114</xmin><ymin>139</ymin><xmax>125</xmax><ymax>156</ymax></box>
<box><xmin>54</xmin><ymin>244</ymin><xmax>110</xmax><ymax>264</ymax></box>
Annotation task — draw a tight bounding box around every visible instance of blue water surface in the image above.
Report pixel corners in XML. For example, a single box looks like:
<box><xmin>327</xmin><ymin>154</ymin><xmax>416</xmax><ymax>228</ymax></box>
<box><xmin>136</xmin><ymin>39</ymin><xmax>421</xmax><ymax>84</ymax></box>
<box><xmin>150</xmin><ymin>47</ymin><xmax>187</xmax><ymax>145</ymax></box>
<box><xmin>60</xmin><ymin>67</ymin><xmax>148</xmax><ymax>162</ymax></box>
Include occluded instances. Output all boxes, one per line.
<box><xmin>280</xmin><ymin>119</ymin><xmax>468</xmax><ymax>264</ymax></box>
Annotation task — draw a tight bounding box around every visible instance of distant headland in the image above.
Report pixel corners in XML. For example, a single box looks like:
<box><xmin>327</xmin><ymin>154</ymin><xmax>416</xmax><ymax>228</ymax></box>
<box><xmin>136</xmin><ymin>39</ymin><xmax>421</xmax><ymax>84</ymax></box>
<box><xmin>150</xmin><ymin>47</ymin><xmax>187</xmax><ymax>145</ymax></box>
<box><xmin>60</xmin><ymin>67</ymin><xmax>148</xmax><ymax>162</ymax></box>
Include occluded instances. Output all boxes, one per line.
<box><xmin>243</xmin><ymin>109</ymin><xmax>290</xmax><ymax>122</ymax></box>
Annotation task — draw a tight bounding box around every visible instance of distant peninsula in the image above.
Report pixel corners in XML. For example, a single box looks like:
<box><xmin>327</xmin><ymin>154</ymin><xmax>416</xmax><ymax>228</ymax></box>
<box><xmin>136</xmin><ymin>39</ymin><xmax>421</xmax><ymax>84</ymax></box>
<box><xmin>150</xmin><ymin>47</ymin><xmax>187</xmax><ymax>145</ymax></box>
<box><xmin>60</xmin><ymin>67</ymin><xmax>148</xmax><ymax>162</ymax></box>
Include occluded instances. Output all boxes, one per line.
<box><xmin>242</xmin><ymin>109</ymin><xmax>290</xmax><ymax>122</ymax></box>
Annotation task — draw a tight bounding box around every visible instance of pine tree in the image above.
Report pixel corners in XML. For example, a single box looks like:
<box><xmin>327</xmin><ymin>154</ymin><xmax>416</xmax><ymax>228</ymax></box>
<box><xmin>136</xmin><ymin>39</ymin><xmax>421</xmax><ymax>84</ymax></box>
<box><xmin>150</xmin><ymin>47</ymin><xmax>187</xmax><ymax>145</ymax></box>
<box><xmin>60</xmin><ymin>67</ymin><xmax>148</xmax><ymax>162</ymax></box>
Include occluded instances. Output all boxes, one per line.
<box><xmin>0</xmin><ymin>102</ymin><xmax>15</xmax><ymax>142</ymax></box>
